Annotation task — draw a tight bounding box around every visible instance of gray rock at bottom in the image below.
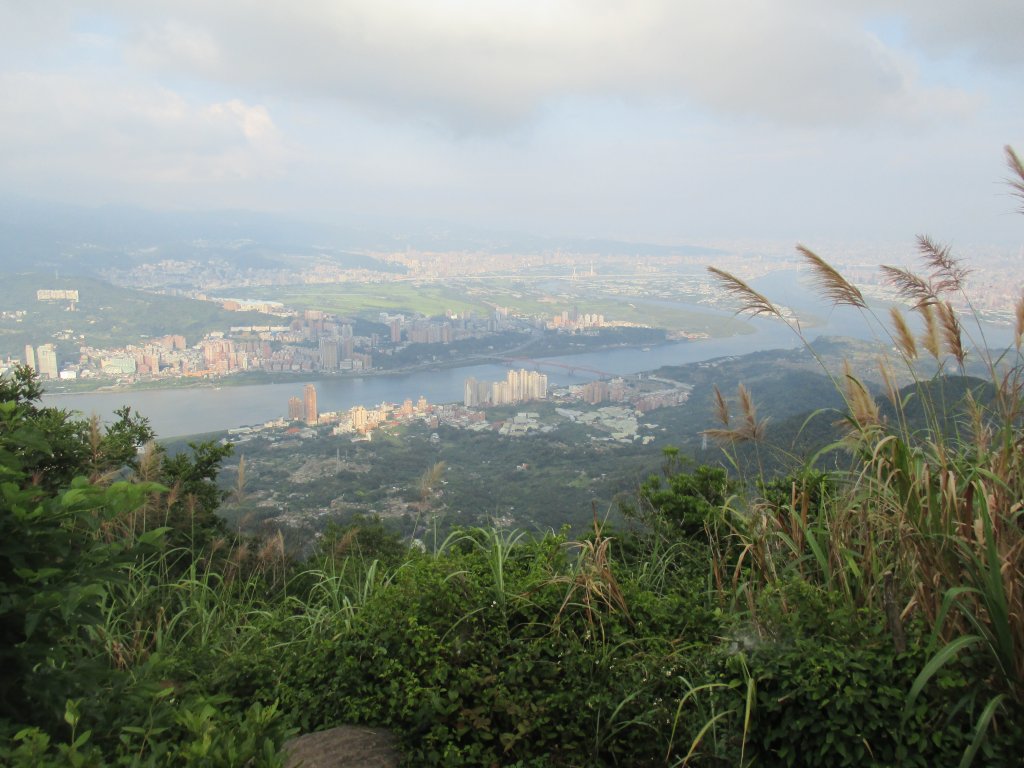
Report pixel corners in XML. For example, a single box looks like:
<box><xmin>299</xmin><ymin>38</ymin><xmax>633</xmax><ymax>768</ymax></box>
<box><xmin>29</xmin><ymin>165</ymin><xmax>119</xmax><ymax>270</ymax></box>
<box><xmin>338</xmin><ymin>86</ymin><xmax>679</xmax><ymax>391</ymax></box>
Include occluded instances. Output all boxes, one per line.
<box><xmin>283</xmin><ymin>725</ymin><xmax>400</xmax><ymax>768</ymax></box>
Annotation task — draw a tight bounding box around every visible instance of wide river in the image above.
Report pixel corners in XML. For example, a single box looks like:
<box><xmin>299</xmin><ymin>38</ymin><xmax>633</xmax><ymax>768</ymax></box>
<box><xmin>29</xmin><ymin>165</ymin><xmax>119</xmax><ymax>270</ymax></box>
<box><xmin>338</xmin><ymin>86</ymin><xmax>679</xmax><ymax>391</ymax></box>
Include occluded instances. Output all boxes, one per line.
<box><xmin>42</xmin><ymin>272</ymin><xmax>1012</xmax><ymax>438</ymax></box>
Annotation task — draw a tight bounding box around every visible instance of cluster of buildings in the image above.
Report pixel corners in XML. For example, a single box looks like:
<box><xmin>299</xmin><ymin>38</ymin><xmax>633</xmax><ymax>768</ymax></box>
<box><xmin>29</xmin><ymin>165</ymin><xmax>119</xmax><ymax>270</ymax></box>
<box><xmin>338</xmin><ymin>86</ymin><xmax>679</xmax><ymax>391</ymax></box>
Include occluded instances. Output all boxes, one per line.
<box><xmin>548</xmin><ymin>307</ymin><xmax>606</xmax><ymax>331</ymax></box>
<box><xmin>382</xmin><ymin>309</ymin><xmax>519</xmax><ymax>345</ymax></box>
<box><xmin>288</xmin><ymin>384</ymin><xmax>320</xmax><ymax>425</ymax></box>
<box><xmin>282</xmin><ymin>384</ymin><xmax>441</xmax><ymax>438</ymax></box>
<box><xmin>23</xmin><ymin>343</ymin><xmax>59</xmax><ymax>379</ymax></box>
<box><xmin>463</xmin><ymin>369</ymin><xmax>549</xmax><ymax>407</ymax></box>
<box><xmin>29</xmin><ymin>296</ymin><xmax>538</xmax><ymax>385</ymax></box>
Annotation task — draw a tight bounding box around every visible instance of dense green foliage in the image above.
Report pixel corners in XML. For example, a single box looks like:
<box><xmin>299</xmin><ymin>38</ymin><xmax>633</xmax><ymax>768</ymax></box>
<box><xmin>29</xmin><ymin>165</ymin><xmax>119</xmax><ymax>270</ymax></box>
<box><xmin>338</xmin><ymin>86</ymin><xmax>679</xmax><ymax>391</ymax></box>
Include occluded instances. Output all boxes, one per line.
<box><xmin>4</xmin><ymin>337</ymin><xmax>1024</xmax><ymax>766</ymax></box>
<box><xmin>5</xmin><ymin>151</ymin><xmax>1024</xmax><ymax>764</ymax></box>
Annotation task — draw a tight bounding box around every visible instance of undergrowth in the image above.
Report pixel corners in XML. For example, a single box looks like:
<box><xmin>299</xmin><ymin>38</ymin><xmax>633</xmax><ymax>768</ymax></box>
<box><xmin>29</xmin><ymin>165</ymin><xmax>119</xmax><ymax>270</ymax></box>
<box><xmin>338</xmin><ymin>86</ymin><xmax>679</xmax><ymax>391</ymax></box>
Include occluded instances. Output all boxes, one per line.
<box><xmin>2</xmin><ymin>146</ymin><xmax>1023</xmax><ymax>766</ymax></box>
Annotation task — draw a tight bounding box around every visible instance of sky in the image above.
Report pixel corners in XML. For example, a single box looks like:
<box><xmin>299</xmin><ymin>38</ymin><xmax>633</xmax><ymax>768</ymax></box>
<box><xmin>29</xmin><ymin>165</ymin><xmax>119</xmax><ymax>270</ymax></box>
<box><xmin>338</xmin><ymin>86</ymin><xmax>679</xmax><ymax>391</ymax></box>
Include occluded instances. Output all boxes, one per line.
<box><xmin>1</xmin><ymin>1</ymin><xmax>1022</xmax><ymax>247</ymax></box>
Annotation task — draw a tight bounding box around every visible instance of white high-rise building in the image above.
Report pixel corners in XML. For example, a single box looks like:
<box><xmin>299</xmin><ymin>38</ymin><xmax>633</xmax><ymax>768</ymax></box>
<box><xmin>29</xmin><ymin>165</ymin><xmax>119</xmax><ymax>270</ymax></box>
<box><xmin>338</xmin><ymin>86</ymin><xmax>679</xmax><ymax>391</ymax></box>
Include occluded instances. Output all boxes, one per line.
<box><xmin>36</xmin><ymin>344</ymin><xmax>58</xmax><ymax>379</ymax></box>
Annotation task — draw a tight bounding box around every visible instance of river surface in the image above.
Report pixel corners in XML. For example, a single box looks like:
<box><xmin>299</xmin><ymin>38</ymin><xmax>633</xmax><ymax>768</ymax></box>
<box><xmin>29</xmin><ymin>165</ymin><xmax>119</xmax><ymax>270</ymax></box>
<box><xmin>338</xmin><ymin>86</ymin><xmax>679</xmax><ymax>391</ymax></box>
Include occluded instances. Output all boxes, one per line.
<box><xmin>42</xmin><ymin>271</ymin><xmax>1011</xmax><ymax>438</ymax></box>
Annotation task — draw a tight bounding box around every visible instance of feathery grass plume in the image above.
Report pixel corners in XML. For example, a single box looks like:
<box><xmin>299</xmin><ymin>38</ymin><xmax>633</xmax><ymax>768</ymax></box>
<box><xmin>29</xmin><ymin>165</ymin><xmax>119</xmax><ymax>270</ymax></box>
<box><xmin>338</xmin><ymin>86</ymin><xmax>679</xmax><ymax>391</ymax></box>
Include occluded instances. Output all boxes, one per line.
<box><xmin>258</xmin><ymin>530</ymin><xmax>285</xmax><ymax>568</ymax></box>
<box><xmin>917</xmin><ymin>235</ymin><xmax>968</xmax><ymax>294</ymax></box>
<box><xmin>737</xmin><ymin>383</ymin><xmax>768</xmax><ymax>441</ymax></box>
<box><xmin>333</xmin><ymin>527</ymin><xmax>359</xmax><ymax>557</ymax></box>
<box><xmin>843</xmin><ymin>361</ymin><xmax>880</xmax><ymax>431</ymax></box>
<box><xmin>712</xmin><ymin>384</ymin><xmax>730</xmax><ymax>427</ymax></box>
<box><xmin>880</xmin><ymin>265</ymin><xmax>936</xmax><ymax>309</ymax></box>
<box><xmin>703</xmin><ymin>384</ymin><xmax>767</xmax><ymax>444</ymax></box>
<box><xmin>702</xmin><ymin>426</ymin><xmax>741</xmax><ymax>445</ymax></box>
<box><xmin>877</xmin><ymin>357</ymin><xmax>900</xmax><ymax>408</ymax></box>
<box><xmin>919</xmin><ymin>303</ymin><xmax>942</xmax><ymax>360</ymax></box>
<box><xmin>136</xmin><ymin>440</ymin><xmax>162</xmax><ymax>482</ymax></box>
<box><xmin>963</xmin><ymin>389</ymin><xmax>990</xmax><ymax>455</ymax></box>
<box><xmin>707</xmin><ymin>266</ymin><xmax>780</xmax><ymax>318</ymax></box>
<box><xmin>889</xmin><ymin>306</ymin><xmax>918</xmax><ymax>360</ymax></box>
<box><xmin>1006</xmin><ymin>145</ymin><xmax>1024</xmax><ymax>213</ymax></box>
<box><xmin>797</xmin><ymin>244</ymin><xmax>866</xmax><ymax>308</ymax></box>
<box><xmin>1014</xmin><ymin>295</ymin><xmax>1024</xmax><ymax>351</ymax></box>
<box><xmin>418</xmin><ymin>460</ymin><xmax>446</xmax><ymax>504</ymax></box>
<box><xmin>937</xmin><ymin>300</ymin><xmax>966</xmax><ymax>365</ymax></box>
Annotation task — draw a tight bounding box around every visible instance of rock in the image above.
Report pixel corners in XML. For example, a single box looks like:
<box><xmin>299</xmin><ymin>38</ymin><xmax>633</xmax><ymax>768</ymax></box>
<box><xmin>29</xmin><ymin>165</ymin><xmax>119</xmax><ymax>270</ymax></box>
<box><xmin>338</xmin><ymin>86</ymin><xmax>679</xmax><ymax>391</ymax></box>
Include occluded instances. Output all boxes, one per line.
<box><xmin>283</xmin><ymin>725</ymin><xmax>400</xmax><ymax>768</ymax></box>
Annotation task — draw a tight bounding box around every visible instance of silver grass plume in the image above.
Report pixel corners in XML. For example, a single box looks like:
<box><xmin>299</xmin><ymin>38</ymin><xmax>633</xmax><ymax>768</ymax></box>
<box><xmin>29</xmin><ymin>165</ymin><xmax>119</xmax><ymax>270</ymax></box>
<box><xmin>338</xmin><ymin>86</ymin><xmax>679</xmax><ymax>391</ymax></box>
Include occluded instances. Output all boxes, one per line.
<box><xmin>919</xmin><ymin>303</ymin><xmax>942</xmax><ymax>360</ymax></box>
<box><xmin>843</xmin><ymin>361</ymin><xmax>880</xmax><ymax>431</ymax></box>
<box><xmin>880</xmin><ymin>265</ymin><xmax>936</xmax><ymax>309</ymax></box>
<box><xmin>737</xmin><ymin>383</ymin><xmax>768</xmax><ymax>441</ymax></box>
<box><xmin>703</xmin><ymin>384</ymin><xmax>767</xmax><ymax>444</ymax></box>
<box><xmin>707</xmin><ymin>267</ymin><xmax>780</xmax><ymax>318</ymax></box>
<box><xmin>1006</xmin><ymin>145</ymin><xmax>1024</xmax><ymax>214</ymax></box>
<box><xmin>1014</xmin><ymin>295</ymin><xmax>1024</xmax><ymax>351</ymax></box>
<box><xmin>889</xmin><ymin>306</ymin><xmax>918</xmax><ymax>360</ymax></box>
<box><xmin>797</xmin><ymin>244</ymin><xmax>865</xmax><ymax>308</ymax></box>
<box><xmin>712</xmin><ymin>384</ymin><xmax>730</xmax><ymax>427</ymax></box>
<box><xmin>937</xmin><ymin>300</ymin><xmax>966</xmax><ymax>366</ymax></box>
<box><xmin>917</xmin><ymin>235</ymin><xmax>968</xmax><ymax>294</ymax></box>
<box><xmin>876</xmin><ymin>357</ymin><xmax>900</xmax><ymax>408</ymax></box>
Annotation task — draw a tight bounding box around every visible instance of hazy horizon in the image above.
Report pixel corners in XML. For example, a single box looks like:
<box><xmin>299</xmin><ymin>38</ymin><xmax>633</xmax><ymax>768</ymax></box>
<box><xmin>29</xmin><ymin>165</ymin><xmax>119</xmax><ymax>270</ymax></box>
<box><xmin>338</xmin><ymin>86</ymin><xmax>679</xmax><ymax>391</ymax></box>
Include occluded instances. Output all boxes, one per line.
<box><xmin>2</xmin><ymin>2</ymin><xmax>1023</xmax><ymax>248</ymax></box>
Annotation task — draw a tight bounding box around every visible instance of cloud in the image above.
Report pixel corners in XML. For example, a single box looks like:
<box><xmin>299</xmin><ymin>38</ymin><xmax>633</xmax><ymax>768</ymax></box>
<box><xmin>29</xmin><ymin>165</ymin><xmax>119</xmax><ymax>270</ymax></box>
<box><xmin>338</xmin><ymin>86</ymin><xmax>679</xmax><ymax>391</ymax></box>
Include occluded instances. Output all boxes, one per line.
<box><xmin>853</xmin><ymin>1</ymin><xmax>1024</xmax><ymax>70</ymax></box>
<box><xmin>101</xmin><ymin>0</ymin><xmax>975</xmax><ymax>131</ymax></box>
<box><xmin>0</xmin><ymin>71</ymin><xmax>287</xmax><ymax>195</ymax></box>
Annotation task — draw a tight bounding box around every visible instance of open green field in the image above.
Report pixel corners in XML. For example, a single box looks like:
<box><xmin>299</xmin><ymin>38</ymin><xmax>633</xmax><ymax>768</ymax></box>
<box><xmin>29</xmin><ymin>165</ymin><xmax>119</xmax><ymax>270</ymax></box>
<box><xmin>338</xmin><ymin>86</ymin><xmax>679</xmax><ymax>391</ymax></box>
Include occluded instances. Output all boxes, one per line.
<box><xmin>245</xmin><ymin>278</ymin><xmax>754</xmax><ymax>337</ymax></box>
<box><xmin>237</xmin><ymin>282</ymin><xmax>492</xmax><ymax>319</ymax></box>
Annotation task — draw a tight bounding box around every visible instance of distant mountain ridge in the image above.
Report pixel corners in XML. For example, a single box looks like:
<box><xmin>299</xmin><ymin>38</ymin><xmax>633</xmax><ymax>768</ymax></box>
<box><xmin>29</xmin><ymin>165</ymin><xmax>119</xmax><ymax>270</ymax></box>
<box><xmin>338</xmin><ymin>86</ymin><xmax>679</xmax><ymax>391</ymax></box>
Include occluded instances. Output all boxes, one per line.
<box><xmin>0</xmin><ymin>197</ymin><xmax>721</xmax><ymax>278</ymax></box>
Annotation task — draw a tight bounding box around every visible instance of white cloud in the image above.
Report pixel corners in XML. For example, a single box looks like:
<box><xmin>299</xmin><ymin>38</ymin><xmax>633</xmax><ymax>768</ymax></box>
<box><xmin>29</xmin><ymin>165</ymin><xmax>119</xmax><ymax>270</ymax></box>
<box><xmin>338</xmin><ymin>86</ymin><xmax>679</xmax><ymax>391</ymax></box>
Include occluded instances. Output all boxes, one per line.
<box><xmin>101</xmin><ymin>0</ymin><xmax>977</xmax><ymax>131</ymax></box>
<box><xmin>0</xmin><ymin>2</ymin><xmax>1019</xmax><ymax>242</ymax></box>
<box><xmin>0</xmin><ymin>72</ymin><xmax>287</xmax><ymax>195</ymax></box>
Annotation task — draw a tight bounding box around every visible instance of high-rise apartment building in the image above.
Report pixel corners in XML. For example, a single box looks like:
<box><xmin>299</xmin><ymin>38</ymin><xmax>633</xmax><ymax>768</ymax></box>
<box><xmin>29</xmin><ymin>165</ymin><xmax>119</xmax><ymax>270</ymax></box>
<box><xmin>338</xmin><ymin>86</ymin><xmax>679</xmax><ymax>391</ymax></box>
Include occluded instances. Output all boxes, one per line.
<box><xmin>319</xmin><ymin>338</ymin><xmax>339</xmax><ymax>370</ymax></box>
<box><xmin>24</xmin><ymin>344</ymin><xmax>36</xmax><ymax>373</ymax></box>
<box><xmin>303</xmin><ymin>384</ymin><xmax>318</xmax><ymax>425</ymax></box>
<box><xmin>36</xmin><ymin>344</ymin><xmax>58</xmax><ymax>380</ymax></box>
<box><xmin>288</xmin><ymin>396</ymin><xmax>303</xmax><ymax>421</ymax></box>
<box><xmin>464</xmin><ymin>369</ymin><xmax>547</xmax><ymax>407</ymax></box>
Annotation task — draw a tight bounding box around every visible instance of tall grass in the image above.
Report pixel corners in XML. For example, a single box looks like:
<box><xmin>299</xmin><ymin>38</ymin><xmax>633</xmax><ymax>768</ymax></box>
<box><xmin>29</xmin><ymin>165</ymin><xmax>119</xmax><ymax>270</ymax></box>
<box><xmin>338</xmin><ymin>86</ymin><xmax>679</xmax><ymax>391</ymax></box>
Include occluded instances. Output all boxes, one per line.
<box><xmin>705</xmin><ymin>146</ymin><xmax>1024</xmax><ymax>759</ymax></box>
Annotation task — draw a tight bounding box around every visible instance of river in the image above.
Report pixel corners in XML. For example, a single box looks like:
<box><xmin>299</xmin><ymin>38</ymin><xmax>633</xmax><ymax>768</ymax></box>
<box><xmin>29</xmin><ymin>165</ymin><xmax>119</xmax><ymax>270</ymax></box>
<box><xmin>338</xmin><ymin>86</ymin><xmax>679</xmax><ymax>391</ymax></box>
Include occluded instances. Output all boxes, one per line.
<box><xmin>42</xmin><ymin>271</ymin><xmax>1011</xmax><ymax>438</ymax></box>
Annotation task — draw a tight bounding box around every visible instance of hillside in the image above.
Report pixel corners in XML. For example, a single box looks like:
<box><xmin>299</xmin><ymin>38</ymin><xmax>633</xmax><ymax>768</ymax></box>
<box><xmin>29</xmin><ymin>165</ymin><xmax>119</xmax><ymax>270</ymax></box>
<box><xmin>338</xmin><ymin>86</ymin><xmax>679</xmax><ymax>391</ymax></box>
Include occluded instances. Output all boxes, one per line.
<box><xmin>0</xmin><ymin>273</ymin><xmax>277</xmax><ymax>362</ymax></box>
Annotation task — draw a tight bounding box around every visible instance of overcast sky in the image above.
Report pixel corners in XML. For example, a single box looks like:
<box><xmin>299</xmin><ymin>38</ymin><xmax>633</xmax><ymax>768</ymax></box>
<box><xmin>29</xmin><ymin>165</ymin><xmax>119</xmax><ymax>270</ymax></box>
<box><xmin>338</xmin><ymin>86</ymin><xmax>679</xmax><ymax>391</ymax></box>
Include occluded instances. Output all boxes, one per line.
<box><xmin>1</xmin><ymin>1</ymin><xmax>1022</xmax><ymax>246</ymax></box>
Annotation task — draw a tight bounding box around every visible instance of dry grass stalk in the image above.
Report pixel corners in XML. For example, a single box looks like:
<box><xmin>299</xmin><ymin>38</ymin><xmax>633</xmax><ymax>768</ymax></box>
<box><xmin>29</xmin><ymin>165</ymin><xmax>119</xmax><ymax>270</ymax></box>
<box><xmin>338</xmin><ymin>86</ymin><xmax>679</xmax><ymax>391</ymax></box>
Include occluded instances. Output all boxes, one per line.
<box><xmin>917</xmin><ymin>235</ymin><xmax>968</xmax><ymax>294</ymax></box>
<box><xmin>919</xmin><ymin>303</ymin><xmax>942</xmax><ymax>360</ymax></box>
<box><xmin>553</xmin><ymin>512</ymin><xmax>629</xmax><ymax>634</ymax></box>
<box><xmin>1006</xmin><ymin>145</ymin><xmax>1024</xmax><ymax>213</ymax></box>
<box><xmin>889</xmin><ymin>306</ymin><xmax>918</xmax><ymax>360</ymax></box>
<box><xmin>880</xmin><ymin>265</ymin><xmax>936</xmax><ymax>309</ymax></box>
<box><xmin>707</xmin><ymin>267</ymin><xmax>780</xmax><ymax>318</ymax></box>
<box><xmin>703</xmin><ymin>385</ymin><xmax>767</xmax><ymax>444</ymax></box>
<box><xmin>737</xmin><ymin>383</ymin><xmax>768</xmax><ymax>441</ymax></box>
<box><xmin>333</xmin><ymin>528</ymin><xmax>359</xmax><ymax>558</ymax></box>
<box><xmin>136</xmin><ymin>441</ymin><xmax>162</xmax><ymax>483</ymax></box>
<box><xmin>876</xmin><ymin>357</ymin><xmax>900</xmax><ymax>408</ymax></box>
<box><xmin>843</xmin><ymin>362</ymin><xmax>880</xmax><ymax>431</ymax></box>
<box><xmin>797</xmin><ymin>245</ymin><xmax>865</xmax><ymax>308</ymax></box>
<box><xmin>962</xmin><ymin>390</ymin><xmax>990</xmax><ymax>455</ymax></box>
<box><xmin>937</xmin><ymin>300</ymin><xmax>966</xmax><ymax>365</ymax></box>
<box><xmin>1014</xmin><ymin>296</ymin><xmax>1024</xmax><ymax>351</ymax></box>
<box><xmin>713</xmin><ymin>384</ymin><xmax>730</xmax><ymax>427</ymax></box>
<box><xmin>258</xmin><ymin>530</ymin><xmax>285</xmax><ymax>567</ymax></box>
